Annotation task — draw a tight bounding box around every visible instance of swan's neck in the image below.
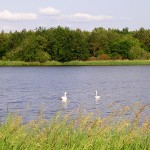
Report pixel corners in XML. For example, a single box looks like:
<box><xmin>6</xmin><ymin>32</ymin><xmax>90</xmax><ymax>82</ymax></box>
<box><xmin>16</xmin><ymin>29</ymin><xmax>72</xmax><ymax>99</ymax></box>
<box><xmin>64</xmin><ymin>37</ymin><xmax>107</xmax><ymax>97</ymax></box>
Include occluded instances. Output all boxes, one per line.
<box><xmin>96</xmin><ymin>91</ymin><xmax>97</xmax><ymax>96</ymax></box>
<box><xmin>64</xmin><ymin>93</ymin><xmax>67</xmax><ymax>97</ymax></box>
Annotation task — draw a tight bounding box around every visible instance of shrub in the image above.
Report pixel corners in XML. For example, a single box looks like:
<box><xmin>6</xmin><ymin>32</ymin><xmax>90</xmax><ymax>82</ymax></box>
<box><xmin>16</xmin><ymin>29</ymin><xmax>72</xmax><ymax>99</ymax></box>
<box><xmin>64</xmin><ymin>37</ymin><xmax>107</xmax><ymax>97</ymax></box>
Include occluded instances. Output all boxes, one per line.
<box><xmin>129</xmin><ymin>46</ymin><xmax>145</xmax><ymax>60</ymax></box>
<box><xmin>97</xmin><ymin>54</ymin><xmax>111</xmax><ymax>60</ymax></box>
<box><xmin>87</xmin><ymin>56</ymin><xmax>97</xmax><ymax>61</ymax></box>
<box><xmin>142</xmin><ymin>51</ymin><xmax>150</xmax><ymax>60</ymax></box>
<box><xmin>35</xmin><ymin>50</ymin><xmax>51</xmax><ymax>63</ymax></box>
<box><xmin>112</xmin><ymin>54</ymin><xmax>122</xmax><ymax>60</ymax></box>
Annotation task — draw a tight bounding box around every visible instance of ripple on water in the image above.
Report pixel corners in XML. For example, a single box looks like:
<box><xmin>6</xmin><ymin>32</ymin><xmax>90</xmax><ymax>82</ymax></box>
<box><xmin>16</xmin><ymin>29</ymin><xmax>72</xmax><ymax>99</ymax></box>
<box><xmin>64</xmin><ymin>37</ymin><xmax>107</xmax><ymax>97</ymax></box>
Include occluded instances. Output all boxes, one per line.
<box><xmin>0</xmin><ymin>66</ymin><xmax>149</xmax><ymax>122</ymax></box>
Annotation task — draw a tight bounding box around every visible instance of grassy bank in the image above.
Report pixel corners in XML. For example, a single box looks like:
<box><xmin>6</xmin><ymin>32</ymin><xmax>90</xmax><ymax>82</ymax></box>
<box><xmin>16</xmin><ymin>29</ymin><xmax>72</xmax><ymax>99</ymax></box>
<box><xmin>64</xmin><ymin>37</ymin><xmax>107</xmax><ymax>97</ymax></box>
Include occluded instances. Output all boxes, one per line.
<box><xmin>0</xmin><ymin>60</ymin><xmax>150</xmax><ymax>66</ymax></box>
<box><xmin>0</xmin><ymin>105</ymin><xmax>150</xmax><ymax>150</ymax></box>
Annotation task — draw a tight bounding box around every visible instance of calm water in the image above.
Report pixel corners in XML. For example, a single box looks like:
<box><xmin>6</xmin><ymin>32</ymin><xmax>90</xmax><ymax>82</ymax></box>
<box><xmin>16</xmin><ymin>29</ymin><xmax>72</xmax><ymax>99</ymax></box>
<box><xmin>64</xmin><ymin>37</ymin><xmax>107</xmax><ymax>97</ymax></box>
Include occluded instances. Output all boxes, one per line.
<box><xmin>0</xmin><ymin>66</ymin><xmax>150</xmax><ymax>122</ymax></box>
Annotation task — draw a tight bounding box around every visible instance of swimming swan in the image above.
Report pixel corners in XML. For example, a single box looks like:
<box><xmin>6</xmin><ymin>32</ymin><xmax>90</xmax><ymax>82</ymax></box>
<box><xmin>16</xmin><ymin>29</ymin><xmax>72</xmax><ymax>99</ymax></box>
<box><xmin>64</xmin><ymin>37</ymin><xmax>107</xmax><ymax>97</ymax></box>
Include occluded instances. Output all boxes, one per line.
<box><xmin>95</xmin><ymin>91</ymin><xmax>100</xmax><ymax>100</ymax></box>
<box><xmin>61</xmin><ymin>92</ymin><xmax>67</xmax><ymax>102</ymax></box>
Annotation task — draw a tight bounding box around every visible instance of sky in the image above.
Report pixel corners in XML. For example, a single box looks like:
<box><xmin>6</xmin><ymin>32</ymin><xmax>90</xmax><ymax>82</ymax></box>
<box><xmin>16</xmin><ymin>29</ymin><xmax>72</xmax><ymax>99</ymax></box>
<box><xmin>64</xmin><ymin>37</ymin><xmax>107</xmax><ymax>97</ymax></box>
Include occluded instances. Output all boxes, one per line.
<box><xmin>0</xmin><ymin>0</ymin><xmax>150</xmax><ymax>32</ymax></box>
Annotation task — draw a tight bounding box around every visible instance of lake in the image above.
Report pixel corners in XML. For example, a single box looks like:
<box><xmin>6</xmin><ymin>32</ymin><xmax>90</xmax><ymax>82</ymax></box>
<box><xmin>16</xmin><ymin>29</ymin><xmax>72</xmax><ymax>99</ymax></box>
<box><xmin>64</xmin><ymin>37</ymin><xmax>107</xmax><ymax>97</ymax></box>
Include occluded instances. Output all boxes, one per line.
<box><xmin>0</xmin><ymin>66</ymin><xmax>150</xmax><ymax>122</ymax></box>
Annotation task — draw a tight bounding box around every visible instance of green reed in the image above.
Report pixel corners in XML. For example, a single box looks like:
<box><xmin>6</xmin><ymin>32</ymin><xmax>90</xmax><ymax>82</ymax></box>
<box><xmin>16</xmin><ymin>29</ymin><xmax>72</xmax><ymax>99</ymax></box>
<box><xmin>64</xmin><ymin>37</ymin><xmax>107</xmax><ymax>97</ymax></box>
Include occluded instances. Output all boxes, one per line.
<box><xmin>0</xmin><ymin>60</ymin><xmax>150</xmax><ymax>66</ymax></box>
<box><xmin>0</xmin><ymin>104</ymin><xmax>149</xmax><ymax>150</ymax></box>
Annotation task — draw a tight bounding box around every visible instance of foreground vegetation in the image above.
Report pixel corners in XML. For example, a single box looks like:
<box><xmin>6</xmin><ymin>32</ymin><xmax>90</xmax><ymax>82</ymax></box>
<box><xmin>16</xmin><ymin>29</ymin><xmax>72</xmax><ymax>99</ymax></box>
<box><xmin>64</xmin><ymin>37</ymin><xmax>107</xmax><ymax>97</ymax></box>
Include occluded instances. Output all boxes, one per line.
<box><xmin>0</xmin><ymin>104</ymin><xmax>149</xmax><ymax>149</ymax></box>
<box><xmin>0</xmin><ymin>60</ymin><xmax>150</xmax><ymax>66</ymax></box>
<box><xmin>1</xmin><ymin>27</ymin><xmax>150</xmax><ymax>63</ymax></box>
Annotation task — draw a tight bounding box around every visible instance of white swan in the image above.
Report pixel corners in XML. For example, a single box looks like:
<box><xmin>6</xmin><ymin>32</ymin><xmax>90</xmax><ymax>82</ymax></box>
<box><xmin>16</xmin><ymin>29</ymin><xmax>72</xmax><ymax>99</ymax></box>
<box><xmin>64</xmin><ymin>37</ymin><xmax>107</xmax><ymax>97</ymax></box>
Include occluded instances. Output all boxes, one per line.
<box><xmin>61</xmin><ymin>92</ymin><xmax>67</xmax><ymax>102</ymax></box>
<box><xmin>95</xmin><ymin>91</ymin><xmax>100</xmax><ymax>100</ymax></box>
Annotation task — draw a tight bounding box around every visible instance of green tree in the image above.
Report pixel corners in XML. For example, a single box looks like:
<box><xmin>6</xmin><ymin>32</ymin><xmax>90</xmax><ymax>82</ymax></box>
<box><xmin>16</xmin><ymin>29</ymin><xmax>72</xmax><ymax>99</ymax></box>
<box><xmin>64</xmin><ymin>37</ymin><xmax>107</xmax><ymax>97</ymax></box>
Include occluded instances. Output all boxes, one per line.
<box><xmin>1</xmin><ymin>26</ymin><xmax>150</xmax><ymax>62</ymax></box>
<box><xmin>22</xmin><ymin>34</ymin><xmax>50</xmax><ymax>62</ymax></box>
<box><xmin>110</xmin><ymin>35</ymin><xmax>141</xmax><ymax>59</ymax></box>
<box><xmin>0</xmin><ymin>31</ymin><xmax>7</xmax><ymax>58</ymax></box>
<box><xmin>107</xmin><ymin>29</ymin><xmax>121</xmax><ymax>55</ymax></box>
<box><xmin>129</xmin><ymin>45</ymin><xmax>145</xmax><ymax>59</ymax></box>
<box><xmin>35</xmin><ymin>50</ymin><xmax>51</xmax><ymax>63</ymax></box>
<box><xmin>89</xmin><ymin>27</ymin><xmax>108</xmax><ymax>57</ymax></box>
<box><xmin>69</xmin><ymin>29</ymin><xmax>90</xmax><ymax>60</ymax></box>
<box><xmin>46</xmin><ymin>26</ymin><xmax>89</xmax><ymax>62</ymax></box>
<box><xmin>133</xmin><ymin>28</ymin><xmax>150</xmax><ymax>51</ymax></box>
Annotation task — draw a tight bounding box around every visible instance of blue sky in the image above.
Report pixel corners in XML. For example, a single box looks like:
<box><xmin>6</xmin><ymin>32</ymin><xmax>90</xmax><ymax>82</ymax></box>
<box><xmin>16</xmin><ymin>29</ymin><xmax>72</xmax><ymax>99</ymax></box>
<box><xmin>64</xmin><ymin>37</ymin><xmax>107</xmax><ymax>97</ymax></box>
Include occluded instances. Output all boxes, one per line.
<box><xmin>0</xmin><ymin>0</ymin><xmax>150</xmax><ymax>32</ymax></box>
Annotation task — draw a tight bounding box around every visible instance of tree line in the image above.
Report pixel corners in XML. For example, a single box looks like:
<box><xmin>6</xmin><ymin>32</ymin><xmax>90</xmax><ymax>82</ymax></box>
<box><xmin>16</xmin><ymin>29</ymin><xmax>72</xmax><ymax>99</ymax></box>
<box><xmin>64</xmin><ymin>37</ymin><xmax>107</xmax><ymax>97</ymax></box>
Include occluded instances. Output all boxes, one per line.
<box><xmin>0</xmin><ymin>26</ymin><xmax>150</xmax><ymax>62</ymax></box>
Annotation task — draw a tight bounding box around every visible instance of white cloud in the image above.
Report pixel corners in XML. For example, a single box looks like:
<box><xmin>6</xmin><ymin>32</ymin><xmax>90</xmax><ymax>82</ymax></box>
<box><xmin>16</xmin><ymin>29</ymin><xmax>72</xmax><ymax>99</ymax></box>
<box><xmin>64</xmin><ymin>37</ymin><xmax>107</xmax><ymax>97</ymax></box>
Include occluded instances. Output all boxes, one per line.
<box><xmin>42</xmin><ymin>12</ymin><xmax>113</xmax><ymax>23</ymax></box>
<box><xmin>39</xmin><ymin>7</ymin><xmax>113</xmax><ymax>22</ymax></box>
<box><xmin>0</xmin><ymin>10</ymin><xmax>37</xmax><ymax>21</ymax></box>
<box><xmin>39</xmin><ymin>7</ymin><xmax>112</xmax><ymax>22</ymax></box>
<box><xmin>39</xmin><ymin>7</ymin><xmax>61</xmax><ymax>16</ymax></box>
<box><xmin>69</xmin><ymin>13</ymin><xmax>113</xmax><ymax>22</ymax></box>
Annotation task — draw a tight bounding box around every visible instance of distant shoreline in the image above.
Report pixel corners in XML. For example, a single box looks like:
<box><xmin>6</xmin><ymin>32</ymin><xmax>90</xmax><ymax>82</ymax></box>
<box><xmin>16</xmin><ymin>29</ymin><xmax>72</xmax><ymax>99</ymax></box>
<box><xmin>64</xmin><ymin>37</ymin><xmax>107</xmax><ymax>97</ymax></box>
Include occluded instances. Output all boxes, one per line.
<box><xmin>0</xmin><ymin>60</ymin><xmax>150</xmax><ymax>66</ymax></box>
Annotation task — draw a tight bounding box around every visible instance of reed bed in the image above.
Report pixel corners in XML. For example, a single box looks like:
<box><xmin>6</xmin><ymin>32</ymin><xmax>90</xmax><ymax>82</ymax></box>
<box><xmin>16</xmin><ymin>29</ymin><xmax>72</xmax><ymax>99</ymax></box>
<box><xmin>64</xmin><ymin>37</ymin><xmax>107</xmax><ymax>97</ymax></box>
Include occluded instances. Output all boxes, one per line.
<box><xmin>0</xmin><ymin>104</ymin><xmax>149</xmax><ymax>150</ymax></box>
<box><xmin>0</xmin><ymin>60</ymin><xmax>150</xmax><ymax>66</ymax></box>
<box><xmin>64</xmin><ymin>60</ymin><xmax>150</xmax><ymax>66</ymax></box>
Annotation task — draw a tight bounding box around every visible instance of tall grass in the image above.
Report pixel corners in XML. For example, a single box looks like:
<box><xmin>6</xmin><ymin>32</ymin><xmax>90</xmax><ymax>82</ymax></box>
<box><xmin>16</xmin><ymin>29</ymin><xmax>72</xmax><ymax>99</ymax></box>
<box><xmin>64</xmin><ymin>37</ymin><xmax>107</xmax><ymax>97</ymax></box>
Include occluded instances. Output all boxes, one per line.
<box><xmin>0</xmin><ymin>60</ymin><xmax>150</xmax><ymax>66</ymax></box>
<box><xmin>0</xmin><ymin>104</ymin><xmax>149</xmax><ymax>149</ymax></box>
<box><xmin>63</xmin><ymin>60</ymin><xmax>150</xmax><ymax>66</ymax></box>
<box><xmin>0</xmin><ymin>60</ymin><xmax>62</xmax><ymax>66</ymax></box>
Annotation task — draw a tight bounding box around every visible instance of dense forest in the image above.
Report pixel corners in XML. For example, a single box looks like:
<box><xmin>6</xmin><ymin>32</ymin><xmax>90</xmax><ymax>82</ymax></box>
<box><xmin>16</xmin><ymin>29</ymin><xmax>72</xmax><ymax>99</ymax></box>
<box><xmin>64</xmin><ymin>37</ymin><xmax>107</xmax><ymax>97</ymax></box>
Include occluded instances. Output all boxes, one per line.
<box><xmin>0</xmin><ymin>26</ymin><xmax>150</xmax><ymax>62</ymax></box>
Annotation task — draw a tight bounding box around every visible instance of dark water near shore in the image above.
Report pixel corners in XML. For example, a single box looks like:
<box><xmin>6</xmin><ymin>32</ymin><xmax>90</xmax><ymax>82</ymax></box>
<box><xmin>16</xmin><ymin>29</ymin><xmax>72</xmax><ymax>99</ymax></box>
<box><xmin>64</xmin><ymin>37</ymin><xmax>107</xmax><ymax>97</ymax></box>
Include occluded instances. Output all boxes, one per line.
<box><xmin>0</xmin><ymin>66</ymin><xmax>150</xmax><ymax>122</ymax></box>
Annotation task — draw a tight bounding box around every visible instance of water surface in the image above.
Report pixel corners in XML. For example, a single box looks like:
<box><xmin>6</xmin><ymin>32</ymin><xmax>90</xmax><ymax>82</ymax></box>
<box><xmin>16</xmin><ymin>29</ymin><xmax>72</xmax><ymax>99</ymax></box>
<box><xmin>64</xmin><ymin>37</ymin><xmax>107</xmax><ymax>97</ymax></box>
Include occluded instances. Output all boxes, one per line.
<box><xmin>0</xmin><ymin>66</ymin><xmax>150</xmax><ymax>122</ymax></box>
